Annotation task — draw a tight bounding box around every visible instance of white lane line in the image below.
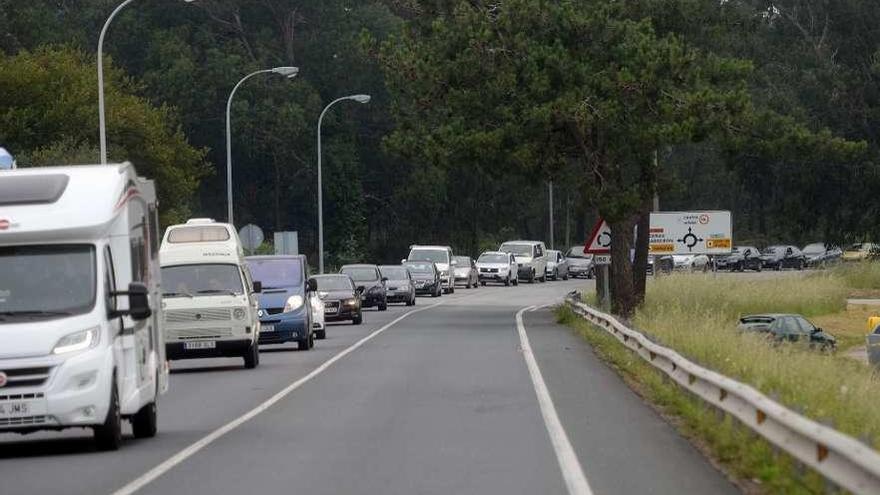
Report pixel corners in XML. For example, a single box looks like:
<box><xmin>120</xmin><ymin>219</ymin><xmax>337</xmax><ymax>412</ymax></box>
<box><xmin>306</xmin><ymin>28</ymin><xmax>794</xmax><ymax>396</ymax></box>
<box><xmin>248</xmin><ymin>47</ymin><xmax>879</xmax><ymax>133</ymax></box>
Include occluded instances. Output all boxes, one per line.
<box><xmin>516</xmin><ymin>306</ymin><xmax>594</xmax><ymax>495</ymax></box>
<box><xmin>112</xmin><ymin>301</ymin><xmax>444</xmax><ymax>495</ymax></box>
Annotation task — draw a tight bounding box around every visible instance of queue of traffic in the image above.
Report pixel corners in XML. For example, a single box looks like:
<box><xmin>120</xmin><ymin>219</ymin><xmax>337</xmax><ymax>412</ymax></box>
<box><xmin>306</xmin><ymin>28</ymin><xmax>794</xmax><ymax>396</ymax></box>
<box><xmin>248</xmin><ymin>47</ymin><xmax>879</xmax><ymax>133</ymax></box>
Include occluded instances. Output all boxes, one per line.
<box><xmin>0</xmin><ymin>164</ymin><xmax>589</xmax><ymax>451</ymax></box>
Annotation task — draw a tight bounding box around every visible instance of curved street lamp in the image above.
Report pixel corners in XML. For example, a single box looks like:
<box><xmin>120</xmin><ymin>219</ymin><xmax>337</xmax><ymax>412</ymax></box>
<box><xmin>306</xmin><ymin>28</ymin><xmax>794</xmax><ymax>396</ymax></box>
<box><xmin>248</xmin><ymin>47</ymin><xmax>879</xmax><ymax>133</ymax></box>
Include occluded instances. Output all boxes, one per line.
<box><xmin>316</xmin><ymin>94</ymin><xmax>371</xmax><ymax>273</ymax></box>
<box><xmin>97</xmin><ymin>0</ymin><xmax>196</xmax><ymax>165</ymax></box>
<box><xmin>225</xmin><ymin>66</ymin><xmax>299</xmax><ymax>227</ymax></box>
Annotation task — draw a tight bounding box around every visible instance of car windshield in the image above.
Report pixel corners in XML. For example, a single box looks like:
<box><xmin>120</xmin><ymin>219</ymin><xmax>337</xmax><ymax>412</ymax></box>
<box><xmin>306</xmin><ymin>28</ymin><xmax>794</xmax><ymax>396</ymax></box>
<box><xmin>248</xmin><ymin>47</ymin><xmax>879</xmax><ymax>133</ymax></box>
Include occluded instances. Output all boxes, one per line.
<box><xmin>453</xmin><ymin>256</ymin><xmax>470</xmax><ymax>266</ymax></box>
<box><xmin>246</xmin><ymin>258</ymin><xmax>303</xmax><ymax>289</ymax></box>
<box><xmin>162</xmin><ymin>264</ymin><xmax>244</xmax><ymax>297</ymax></box>
<box><xmin>405</xmin><ymin>262</ymin><xmax>434</xmax><ymax>274</ymax></box>
<box><xmin>408</xmin><ymin>249</ymin><xmax>449</xmax><ymax>264</ymax></box>
<box><xmin>380</xmin><ymin>266</ymin><xmax>409</xmax><ymax>280</ymax></box>
<box><xmin>802</xmin><ymin>243</ymin><xmax>826</xmax><ymax>254</ymax></box>
<box><xmin>762</xmin><ymin>246</ymin><xmax>783</xmax><ymax>254</ymax></box>
<box><xmin>731</xmin><ymin>247</ymin><xmax>741</xmax><ymax>254</ymax></box>
<box><xmin>314</xmin><ymin>276</ymin><xmax>353</xmax><ymax>291</ymax></box>
<box><xmin>341</xmin><ymin>267</ymin><xmax>379</xmax><ymax>282</ymax></box>
<box><xmin>478</xmin><ymin>253</ymin><xmax>508</xmax><ymax>263</ymax></box>
<box><xmin>501</xmin><ymin>244</ymin><xmax>533</xmax><ymax>256</ymax></box>
<box><xmin>0</xmin><ymin>245</ymin><xmax>96</xmax><ymax>319</ymax></box>
<box><xmin>566</xmin><ymin>246</ymin><xmax>588</xmax><ymax>258</ymax></box>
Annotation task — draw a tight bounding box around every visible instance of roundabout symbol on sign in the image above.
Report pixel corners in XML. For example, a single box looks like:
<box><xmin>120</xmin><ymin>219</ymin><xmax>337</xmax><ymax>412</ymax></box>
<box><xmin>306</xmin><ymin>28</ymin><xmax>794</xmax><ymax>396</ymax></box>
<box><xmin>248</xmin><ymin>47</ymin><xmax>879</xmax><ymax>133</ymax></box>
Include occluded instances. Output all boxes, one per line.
<box><xmin>597</xmin><ymin>231</ymin><xmax>611</xmax><ymax>248</ymax></box>
<box><xmin>677</xmin><ymin>227</ymin><xmax>703</xmax><ymax>252</ymax></box>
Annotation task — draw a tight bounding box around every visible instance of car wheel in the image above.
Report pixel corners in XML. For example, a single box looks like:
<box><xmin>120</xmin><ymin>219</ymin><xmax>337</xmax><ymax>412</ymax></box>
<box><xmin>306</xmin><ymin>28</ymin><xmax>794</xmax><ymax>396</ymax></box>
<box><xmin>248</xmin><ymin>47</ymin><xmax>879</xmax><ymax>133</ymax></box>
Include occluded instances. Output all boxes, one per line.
<box><xmin>379</xmin><ymin>302</ymin><xmax>388</xmax><ymax>311</ymax></box>
<box><xmin>406</xmin><ymin>295</ymin><xmax>415</xmax><ymax>306</ymax></box>
<box><xmin>504</xmin><ymin>276</ymin><xmax>511</xmax><ymax>287</ymax></box>
<box><xmin>774</xmin><ymin>264</ymin><xmax>781</xmax><ymax>271</ymax></box>
<box><xmin>529</xmin><ymin>270</ymin><xmax>535</xmax><ymax>284</ymax></box>
<box><xmin>481</xmin><ymin>280</ymin><xmax>487</xmax><ymax>286</ymax></box>
<box><xmin>562</xmin><ymin>271</ymin><xmax>569</xmax><ymax>281</ymax></box>
<box><xmin>316</xmin><ymin>328</ymin><xmax>327</xmax><ymax>340</ymax></box>
<box><xmin>298</xmin><ymin>332</ymin><xmax>314</xmax><ymax>351</ymax></box>
<box><xmin>353</xmin><ymin>312</ymin><xmax>363</xmax><ymax>325</ymax></box>
<box><xmin>756</xmin><ymin>264</ymin><xmax>762</xmax><ymax>272</ymax></box>
<box><xmin>513</xmin><ymin>276</ymin><xmax>519</xmax><ymax>286</ymax></box>
<box><xmin>432</xmin><ymin>286</ymin><xmax>441</xmax><ymax>297</ymax></box>
<box><xmin>131</xmin><ymin>400</ymin><xmax>158</xmax><ymax>439</ymax></box>
<box><xmin>94</xmin><ymin>375</ymin><xmax>122</xmax><ymax>451</ymax></box>
<box><xmin>244</xmin><ymin>340</ymin><xmax>260</xmax><ymax>366</ymax></box>
<box><xmin>798</xmin><ymin>260</ymin><xmax>805</xmax><ymax>271</ymax></box>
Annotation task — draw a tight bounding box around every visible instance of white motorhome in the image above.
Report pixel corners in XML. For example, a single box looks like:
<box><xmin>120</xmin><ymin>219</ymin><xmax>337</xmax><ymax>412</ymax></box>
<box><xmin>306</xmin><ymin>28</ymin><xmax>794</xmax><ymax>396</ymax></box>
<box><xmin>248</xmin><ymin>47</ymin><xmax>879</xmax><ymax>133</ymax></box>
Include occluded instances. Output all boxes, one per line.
<box><xmin>0</xmin><ymin>164</ymin><xmax>167</xmax><ymax>451</ymax></box>
<box><xmin>404</xmin><ymin>245</ymin><xmax>456</xmax><ymax>294</ymax></box>
<box><xmin>160</xmin><ymin>219</ymin><xmax>262</xmax><ymax>369</ymax></box>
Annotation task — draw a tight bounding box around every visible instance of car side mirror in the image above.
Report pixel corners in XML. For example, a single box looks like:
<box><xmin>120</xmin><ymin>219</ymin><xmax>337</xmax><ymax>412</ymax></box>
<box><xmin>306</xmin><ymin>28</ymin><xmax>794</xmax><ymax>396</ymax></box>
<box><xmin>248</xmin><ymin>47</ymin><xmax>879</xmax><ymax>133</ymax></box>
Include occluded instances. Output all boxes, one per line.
<box><xmin>401</xmin><ymin>259</ymin><xmax>407</xmax><ymax>264</ymax></box>
<box><xmin>306</xmin><ymin>278</ymin><xmax>318</xmax><ymax>292</ymax></box>
<box><xmin>381</xmin><ymin>277</ymin><xmax>389</xmax><ymax>282</ymax></box>
<box><xmin>451</xmin><ymin>260</ymin><xmax>458</xmax><ymax>266</ymax></box>
<box><xmin>112</xmin><ymin>282</ymin><xmax>151</xmax><ymax>320</ymax></box>
<box><xmin>252</xmin><ymin>281</ymin><xmax>262</xmax><ymax>293</ymax></box>
<box><xmin>356</xmin><ymin>286</ymin><xmax>365</xmax><ymax>295</ymax></box>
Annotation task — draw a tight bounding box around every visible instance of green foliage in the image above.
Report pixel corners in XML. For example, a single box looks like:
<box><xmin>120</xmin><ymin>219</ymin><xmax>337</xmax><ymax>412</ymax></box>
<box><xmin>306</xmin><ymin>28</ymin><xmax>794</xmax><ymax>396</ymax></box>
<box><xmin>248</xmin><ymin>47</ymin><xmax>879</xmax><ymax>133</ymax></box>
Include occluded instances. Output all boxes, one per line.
<box><xmin>0</xmin><ymin>45</ymin><xmax>208</xmax><ymax>225</ymax></box>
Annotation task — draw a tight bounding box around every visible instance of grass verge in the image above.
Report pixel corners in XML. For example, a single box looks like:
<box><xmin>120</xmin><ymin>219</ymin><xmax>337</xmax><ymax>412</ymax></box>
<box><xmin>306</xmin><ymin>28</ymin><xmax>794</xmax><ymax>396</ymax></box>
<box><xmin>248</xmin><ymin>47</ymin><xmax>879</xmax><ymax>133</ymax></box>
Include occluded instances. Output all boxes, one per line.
<box><xmin>557</xmin><ymin>305</ymin><xmax>828</xmax><ymax>494</ymax></box>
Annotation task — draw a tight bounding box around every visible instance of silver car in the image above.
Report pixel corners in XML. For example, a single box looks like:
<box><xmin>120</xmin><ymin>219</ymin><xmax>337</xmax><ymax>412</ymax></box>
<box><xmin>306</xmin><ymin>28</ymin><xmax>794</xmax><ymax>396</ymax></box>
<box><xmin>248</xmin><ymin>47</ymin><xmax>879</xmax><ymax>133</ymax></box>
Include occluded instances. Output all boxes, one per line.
<box><xmin>452</xmin><ymin>255</ymin><xmax>479</xmax><ymax>289</ymax></box>
<box><xmin>565</xmin><ymin>246</ymin><xmax>594</xmax><ymax>279</ymax></box>
<box><xmin>476</xmin><ymin>251</ymin><xmax>518</xmax><ymax>286</ymax></box>
<box><xmin>545</xmin><ymin>249</ymin><xmax>569</xmax><ymax>281</ymax></box>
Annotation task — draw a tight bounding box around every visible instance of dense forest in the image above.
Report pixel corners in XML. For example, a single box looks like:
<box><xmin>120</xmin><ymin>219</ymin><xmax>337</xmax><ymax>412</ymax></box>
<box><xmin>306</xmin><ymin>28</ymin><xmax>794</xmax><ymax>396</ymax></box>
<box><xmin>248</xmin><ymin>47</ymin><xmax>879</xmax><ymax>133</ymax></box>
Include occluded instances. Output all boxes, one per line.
<box><xmin>1</xmin><ymin>0</ymin><xmax>879</xmax><ymax>277</ymax></box>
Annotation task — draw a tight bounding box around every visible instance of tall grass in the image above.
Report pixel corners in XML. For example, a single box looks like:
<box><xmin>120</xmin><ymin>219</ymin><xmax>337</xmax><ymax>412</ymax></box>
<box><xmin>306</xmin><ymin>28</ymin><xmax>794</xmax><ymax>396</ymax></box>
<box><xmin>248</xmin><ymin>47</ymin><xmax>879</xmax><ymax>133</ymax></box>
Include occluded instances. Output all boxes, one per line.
<box><xmin>633</xmin><ymin>274</ymin><xmax>880</xmax><ymax>449</ymax></box>
<box><xmin>830</xmin><ymin>262</ymin><xmax>880</xmax><ymax>290</ymax></box>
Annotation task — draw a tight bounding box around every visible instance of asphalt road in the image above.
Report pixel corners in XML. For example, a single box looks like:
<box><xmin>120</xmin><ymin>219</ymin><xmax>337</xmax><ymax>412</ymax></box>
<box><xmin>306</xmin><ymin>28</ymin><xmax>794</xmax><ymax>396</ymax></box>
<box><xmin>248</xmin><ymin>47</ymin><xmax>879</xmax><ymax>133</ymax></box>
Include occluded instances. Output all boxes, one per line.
<box><xmin>0</xmin><ymin>279</ymin><xmax>736</xmax><ymax>495</ymax></box>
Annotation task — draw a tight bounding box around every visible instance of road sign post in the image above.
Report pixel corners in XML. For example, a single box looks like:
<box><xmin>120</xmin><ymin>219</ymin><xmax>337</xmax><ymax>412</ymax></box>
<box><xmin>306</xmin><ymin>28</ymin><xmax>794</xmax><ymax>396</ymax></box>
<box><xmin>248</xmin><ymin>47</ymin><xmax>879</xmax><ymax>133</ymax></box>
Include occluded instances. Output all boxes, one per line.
<box><xmin>239</xmin><ymin>224</ymin><xmax>264</xmax><ymax>255</ymax></box>
<box><xmin>585</xmin><ymin>219</ymin><xmax>612</xmax><ymax>307</ymax></box>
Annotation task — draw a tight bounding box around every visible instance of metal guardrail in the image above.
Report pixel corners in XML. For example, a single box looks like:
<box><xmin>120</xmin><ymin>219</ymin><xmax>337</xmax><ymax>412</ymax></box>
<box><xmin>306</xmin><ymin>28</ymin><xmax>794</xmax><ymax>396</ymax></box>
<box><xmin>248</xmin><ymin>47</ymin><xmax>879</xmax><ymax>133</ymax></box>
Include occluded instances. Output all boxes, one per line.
<box><xmin>564</xmin><ymin>295</ymin><xmax>880</xmax><ymax>494</ymax></box>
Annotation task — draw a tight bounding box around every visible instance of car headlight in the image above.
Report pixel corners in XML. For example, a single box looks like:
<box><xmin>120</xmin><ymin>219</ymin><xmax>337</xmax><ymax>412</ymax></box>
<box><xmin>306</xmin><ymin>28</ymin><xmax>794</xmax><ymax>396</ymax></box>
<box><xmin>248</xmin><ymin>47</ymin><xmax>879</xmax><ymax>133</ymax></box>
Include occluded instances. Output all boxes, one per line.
<box><xmin>233</xmin><ymin>308</ymin><xmax>246</xmax><ymax>320</ymax></box>
<box><xmin>440</xmin><ymin>270</ymin><xmax>449</xmax><ymax>277</ymax></box>
<box><xmin>499</xmin><ymin>267</ymin><xmax>508</xmax><ymax>273</ymax></box>
<box><xmin>53</xmin><ymin>327</ymin><xmax>100</xmax><ymax>355</ymax></box>
<box><xmin>344</xmin><ymin>298</ymin><xmax>359</xmax><ymax>307</ymax></box>
<box><xmin>283</xmin><ymin>295</ymin><xmax>304</xmax><ymax>313</ymax></box>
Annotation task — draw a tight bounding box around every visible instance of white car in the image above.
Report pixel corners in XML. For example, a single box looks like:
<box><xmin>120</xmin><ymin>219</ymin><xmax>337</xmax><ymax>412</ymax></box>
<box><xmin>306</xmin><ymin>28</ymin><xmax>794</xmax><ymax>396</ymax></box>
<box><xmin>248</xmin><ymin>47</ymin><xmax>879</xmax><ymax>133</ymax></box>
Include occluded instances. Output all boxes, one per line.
<box><xmin>672</xmin><ymin>254</ymin><xmax>711</xmax><ymax>272</ymax></box>
<box><xmin>476</xmin><ymin>251</ymin><xmax>518</xmax><ymax>286</ymax></box>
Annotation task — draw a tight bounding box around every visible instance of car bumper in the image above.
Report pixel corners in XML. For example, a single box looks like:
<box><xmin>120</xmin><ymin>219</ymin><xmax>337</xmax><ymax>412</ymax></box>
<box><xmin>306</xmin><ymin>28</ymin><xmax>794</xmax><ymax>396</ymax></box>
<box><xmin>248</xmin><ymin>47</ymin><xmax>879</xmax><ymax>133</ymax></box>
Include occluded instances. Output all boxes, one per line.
<box><xmin>259</xmin><ymin>313</ymin><xmax>309</xmax><ymax>344</ymax></box>
<box><xmin>361</xmin><ymin>292</ymin><xmax>386</xmax><ymax>307</ymax></box>
<box><xmin>386</xmin><ymin>290</ymin><xmax>412</xmax><ymax>302</ymax></box>
<box><xmin>568</xmin><ymin>266</ymin><xmax>591</xmax><ymax>275</ymax></box>
<box><xmin>479</xmin><ymin>272</ymin><xmax>509</xmax><ymax>282</ymax></box>
<box><xmin>166</xmin><ymin>338</ymin><xmax>252</xmax><ymax>360</ymax></box>
<box><xmin>414</xmin><ymin>282</ymin><xmax>438</xmax><ymax>294</ymax></box>
<box><xmin>0</xmin><ymin>347</ymin><xmax>115</xmax><ymax>432</ymax></box>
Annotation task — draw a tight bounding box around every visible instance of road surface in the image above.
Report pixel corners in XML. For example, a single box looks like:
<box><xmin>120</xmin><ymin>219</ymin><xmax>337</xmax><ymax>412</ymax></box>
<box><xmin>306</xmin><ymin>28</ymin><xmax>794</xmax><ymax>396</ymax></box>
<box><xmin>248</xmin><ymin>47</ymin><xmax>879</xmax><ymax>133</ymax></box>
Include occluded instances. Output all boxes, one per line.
<box><xmin>1</xmin><ymin>280</ymin><xmax>736</xmax><ymax>495</ymax></box>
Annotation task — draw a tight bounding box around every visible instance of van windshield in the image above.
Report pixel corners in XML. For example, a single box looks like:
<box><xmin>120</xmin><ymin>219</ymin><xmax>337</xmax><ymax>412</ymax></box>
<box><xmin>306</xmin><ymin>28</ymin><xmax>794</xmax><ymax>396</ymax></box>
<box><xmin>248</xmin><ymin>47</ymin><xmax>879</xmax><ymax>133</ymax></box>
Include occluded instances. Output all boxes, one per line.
<box><xmin>501</xmin><ymin>244</ymin><xmax>533</xmax><ymax>257</ymax></box>
<box><xmin>0</xmin><ymin>245</ymin><xmax>96</xmax><ymax>320</ymax></box>
<box><xmin>162</xmin><ymin>264</ymin><xmax>244</xmax><ymax>297</ymax></box>
<box><xmin>408</xmin><ymin>249</ymin><xmax>449</xmax><ymax>264</ymax></box>
<box><xmin>246</xmin><ymin>258</ymin><xmax>303</xmax><ymax>289</ymax></box>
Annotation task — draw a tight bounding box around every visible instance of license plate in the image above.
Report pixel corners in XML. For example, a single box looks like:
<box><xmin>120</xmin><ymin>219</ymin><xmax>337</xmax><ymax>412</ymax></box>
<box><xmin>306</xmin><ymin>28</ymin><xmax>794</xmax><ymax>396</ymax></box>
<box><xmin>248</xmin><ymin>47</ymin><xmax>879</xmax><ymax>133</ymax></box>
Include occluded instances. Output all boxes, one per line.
<box><xmin>184</xmin><ymin>341</ymin><xmax>216</xmax><ymax>350</ymax></box>
<box><xmin>0</xmin><ymin>400</ymin><xmax>44</xmax><ymax>419</ymax></box>
<box><xmin>262</xmin><ymin>324</ymin><xmax>275</xmax><ymax>332</ymax></box>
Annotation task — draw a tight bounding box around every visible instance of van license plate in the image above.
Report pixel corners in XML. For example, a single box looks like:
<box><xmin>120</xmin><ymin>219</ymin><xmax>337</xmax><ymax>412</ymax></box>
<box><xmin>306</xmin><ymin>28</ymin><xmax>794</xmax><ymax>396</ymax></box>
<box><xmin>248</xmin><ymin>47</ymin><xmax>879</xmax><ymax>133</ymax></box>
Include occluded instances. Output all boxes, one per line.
<box><xmin>262</xmin><ymin>325</ymin><xmax>275</xmax><ymax>332</ymax></box>
<box><xmin>184</xmin><ymin>341</ymin><xmax>216</xmax><ymax>350</ymax></box>
<box><xmin>0</xmin><ymin>400</ymin><xmax>44</xmax><ymax>419</ymax></box>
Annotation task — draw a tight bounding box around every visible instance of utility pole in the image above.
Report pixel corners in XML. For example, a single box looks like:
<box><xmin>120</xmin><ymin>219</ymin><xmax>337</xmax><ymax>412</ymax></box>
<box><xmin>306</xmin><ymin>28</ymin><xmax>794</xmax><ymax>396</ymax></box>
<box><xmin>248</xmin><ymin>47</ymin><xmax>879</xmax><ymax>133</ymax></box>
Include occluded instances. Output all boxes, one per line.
<box><xmin>548</xmin><ymin>180</ymin><xmax>554</xmax><ymax>249</ymax></box>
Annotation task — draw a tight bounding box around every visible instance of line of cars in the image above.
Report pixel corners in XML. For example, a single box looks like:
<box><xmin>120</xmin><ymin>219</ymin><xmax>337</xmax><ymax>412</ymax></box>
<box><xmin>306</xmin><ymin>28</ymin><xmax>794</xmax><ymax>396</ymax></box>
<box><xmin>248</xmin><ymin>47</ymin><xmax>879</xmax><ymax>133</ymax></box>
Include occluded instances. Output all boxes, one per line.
<box><xmin>652</xmin><ymin>243</ymin><xmax>847</xmax><ymax>274</ymax></box>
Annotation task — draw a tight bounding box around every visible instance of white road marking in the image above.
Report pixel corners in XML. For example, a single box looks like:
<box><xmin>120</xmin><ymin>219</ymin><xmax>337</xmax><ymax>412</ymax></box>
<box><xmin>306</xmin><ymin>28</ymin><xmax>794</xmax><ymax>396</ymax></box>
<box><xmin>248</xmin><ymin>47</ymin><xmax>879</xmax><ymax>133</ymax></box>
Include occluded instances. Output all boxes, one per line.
<box><xmin>516</xmin><ymin>306</ymin><xmax>594</xmax><ymax>495</ymax></box>
<box><xmin>111</xmin><ymin>301</ymin><xmax>444</xmax><ymax>495</ymax></box>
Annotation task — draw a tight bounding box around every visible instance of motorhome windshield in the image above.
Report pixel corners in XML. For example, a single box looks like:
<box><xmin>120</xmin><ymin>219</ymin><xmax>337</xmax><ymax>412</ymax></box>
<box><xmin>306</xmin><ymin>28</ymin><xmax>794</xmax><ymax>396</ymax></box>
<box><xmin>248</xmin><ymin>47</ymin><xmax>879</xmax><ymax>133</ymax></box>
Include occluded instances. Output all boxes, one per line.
<box><xmin>408</xmin><ymin>249</ymin><xmax>449</xmax><ymax>264</ymax></box>
<box><xmin>0</xmin><ymin>245</ymin><xmax>96</xmax><ymax>320</ymax></box>
<box><xmin>246</xmin><ymin>259</ymin><xmax>303</xmax><ymax>289</ymax></box>
<box><xmin>162</xmin><ymin>264</ymin><xmax>244</xmax><ymax>297</ymax></box>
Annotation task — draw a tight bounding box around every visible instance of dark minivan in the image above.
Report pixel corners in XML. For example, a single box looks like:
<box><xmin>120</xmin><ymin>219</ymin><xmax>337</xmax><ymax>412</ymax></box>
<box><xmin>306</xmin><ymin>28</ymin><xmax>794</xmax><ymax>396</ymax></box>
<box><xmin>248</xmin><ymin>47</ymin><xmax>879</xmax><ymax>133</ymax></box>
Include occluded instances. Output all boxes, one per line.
<box><xmin>246</xmin><ymin>255</ymin><xmax>319</xmax><ymax>350</ymax></box>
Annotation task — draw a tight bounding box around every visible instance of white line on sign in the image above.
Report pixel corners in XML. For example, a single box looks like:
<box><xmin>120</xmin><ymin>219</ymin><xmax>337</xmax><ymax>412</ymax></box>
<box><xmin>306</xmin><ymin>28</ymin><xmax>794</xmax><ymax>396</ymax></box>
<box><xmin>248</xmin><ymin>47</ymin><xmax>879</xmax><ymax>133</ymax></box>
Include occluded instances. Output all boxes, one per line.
<box><xmin>111</xmin><ymin>301</ymin><xmax>445</xmax><ymax>495</ymax></box>
<box><xmin>516</xmin><ymin>306</ymin><xmax>594</xmax><ymax>495</ymax></box>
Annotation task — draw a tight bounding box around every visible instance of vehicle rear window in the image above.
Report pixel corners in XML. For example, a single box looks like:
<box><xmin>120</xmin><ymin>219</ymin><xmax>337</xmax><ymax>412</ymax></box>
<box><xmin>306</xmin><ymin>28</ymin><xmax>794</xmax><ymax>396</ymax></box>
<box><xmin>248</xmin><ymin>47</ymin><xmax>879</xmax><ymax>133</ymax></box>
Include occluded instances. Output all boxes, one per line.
<box><xmin>341</xmin><ymin>267</ymin><xmax>379</xmax><ymax>282</ymax></box>
<box><xmin>167</xmin><ymin>226</ymin><xmax>230</xmax><ymax>243</ymax></box>
<box><xmin>380</xmin><ymin>266</ymin><xmax>409</xmax><ymax>279</ymax></box>
<box><xmin>0</xmin><ymin>174</ymin><xmax>69</xmax><ymax>206</ymax></box>
<box><xmin>314</xmin><ymin>276</ymin><xmax>354</xmax><ymax>291</ymax></box>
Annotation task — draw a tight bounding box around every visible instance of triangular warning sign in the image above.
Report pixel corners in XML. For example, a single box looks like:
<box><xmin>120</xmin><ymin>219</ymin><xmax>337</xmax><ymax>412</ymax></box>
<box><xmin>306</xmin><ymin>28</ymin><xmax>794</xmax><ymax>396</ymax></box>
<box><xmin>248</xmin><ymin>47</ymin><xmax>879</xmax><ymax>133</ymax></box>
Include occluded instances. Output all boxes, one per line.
<box><xmin>585</xmin><ymin>219</ymin><xmax>611</xmax><ymax>254</ymax></box>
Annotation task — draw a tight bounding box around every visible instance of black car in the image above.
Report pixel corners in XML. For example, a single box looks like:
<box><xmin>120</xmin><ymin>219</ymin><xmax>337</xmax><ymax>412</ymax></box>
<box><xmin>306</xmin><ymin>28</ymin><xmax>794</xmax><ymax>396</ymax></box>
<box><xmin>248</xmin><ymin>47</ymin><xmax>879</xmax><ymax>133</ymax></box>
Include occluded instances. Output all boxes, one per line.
<box><xmin>716</xmin><ymin>246</ymin><xmax>763</xmax><ymax>272</ymax></box>
<box><xmin>312</xmin><ymin>274</ymin><xmax>363</xmax><ymax>325</ymax></box>
<box><xmin>766</xmin><ymin>314</ymin><xmax>836</xmax><ymax>350</ymax></box>
<box><xmin>802</xmin><ymin>243</ymin><xmax>842</xmax><ymax>268</ymax></box>
<box><xmin>340</xmin><ymin>264</ymin><xmax>388</xmax><ymax>311</ymax></box>
<box><xmin>379</xmin><ymin>265</ymin><xmax>417</xmax><ymax>306</ymax></box>
<box><xmin>761</xmin><ymin>245</ymin><xmax>806</xmax><ymax>270</ymax></box>
<box><xmin>404</xmin><ymin>261</ymin><xmax>442</xmax><ymax>297</ymax></box>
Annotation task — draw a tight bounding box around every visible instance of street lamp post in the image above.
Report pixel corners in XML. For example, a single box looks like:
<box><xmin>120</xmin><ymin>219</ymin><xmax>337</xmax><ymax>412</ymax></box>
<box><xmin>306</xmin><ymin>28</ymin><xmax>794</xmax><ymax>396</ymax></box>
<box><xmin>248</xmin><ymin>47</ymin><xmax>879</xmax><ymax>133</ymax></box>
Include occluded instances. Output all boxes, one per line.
<box><xmin>225</xmin><ymin>66</ymin><xmax>299</xmax><ymax>227</ymax></box>
<box><xmin>316</xmin><ymin>94</ymin><xmax>371</xmax><ymax>274</ymax></box>
<box><xmin>97</xmin><ymin>0</ymin><xmax>196</xmax><ymax>165</ymax></box>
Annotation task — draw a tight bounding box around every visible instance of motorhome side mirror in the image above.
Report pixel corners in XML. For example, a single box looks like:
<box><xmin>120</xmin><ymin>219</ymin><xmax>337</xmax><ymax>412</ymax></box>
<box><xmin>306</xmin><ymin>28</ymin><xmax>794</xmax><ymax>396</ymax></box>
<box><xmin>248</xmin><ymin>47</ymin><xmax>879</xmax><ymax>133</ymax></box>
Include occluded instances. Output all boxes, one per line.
<box><xmin>451</xmin><ymin>260</ymin><xmax>458</xmax><ymax>266</ymax></box>
<box><xmin>307</xmin><ymin>278</ymin><xmax>318</xmax><ymax>292</ymax></box>
<box><xmin>125</xmin><ymin>282</ymin><xmax>151</xmax><ymax>321</ymax></box>
<box><xmin>252</xmin><ymin>281</ymin><xmax>263</xmax><ymax>293</ymax></box>
<box><xmin>381</xmin><ymin>277</ymin><xmax>389</xmax><ymax>283</ymax></box>
<box><xmin>356</xmin><ymin>286</ymin><xmax>366</xmax><ymax>295</ymax></box>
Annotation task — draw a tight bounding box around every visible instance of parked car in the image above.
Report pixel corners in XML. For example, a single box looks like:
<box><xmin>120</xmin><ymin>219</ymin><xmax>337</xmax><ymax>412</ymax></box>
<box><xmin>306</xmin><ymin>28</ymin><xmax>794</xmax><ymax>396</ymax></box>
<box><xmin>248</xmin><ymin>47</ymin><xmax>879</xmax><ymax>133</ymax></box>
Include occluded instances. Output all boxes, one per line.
<box><xmin>452</xmin><ymin>255</ymin><xmax>479</xmax><ymax>288</ymax></box>
<box><xmin>648</xmin><ymin>255</ymin><xmax>674</xmax><ymax>275</ymax></box>
<box><xmin>672</xmin><ymin>254</ymin><xmax>711</xmax><ymax>272</ymax></box>
<box><xmin>715</xmin><ymin>246</ymin><xmax>763</xmax><ymax>272</ymax></box>
<box><xmin>842</xmin><ymin>242</ymin><xmax>879</xmax><ymax>262</ymax></box>
<box><xmin>246</xmin><ymin>255</ymin><xmax>323</xmax><ymax>346</ymax></box>
<box><xmin>545</xmin><ymin>249</ymin><xmax>570</xmax><ymax>281</ymax></box>
<box><xmin>802</xmin><ymin>243</ymin><xmax>842</xmax><ymax>268</ymax></box>
<box><xmin>761</xmin><ymin>245</ymin><xmax>806</xmax><ymax>270</ymax></box>
<box><xmin>312</xmin><ymin>274</ymin><xmax>363</xmax><ymax>325</ymax></box>
<box><xmin>340</xmin><ymin>264</ymin><xmax>388</xmax><ymax>311</ymax></box>
<box><xmin>739</xmin><ymin>314</ymin><xmax>836</xmax><ymax>350</ymax></box>
<box><xmin>405</xmin><ymin>261</ymin><xmax>443</xmax><ymax>297</ymax></box>
<box><xmin>405</xmin><ymin>245</ymin><xmax>455</xmax><ymax>293</ymax></box>
<box><xmin>500</xmin><ymin>240</ymin><xmax>549</xmax><ymax>283</ymax></box>
<box><xmin>475</xmin><ymin>251</ymin><xmax>518</xmax><ymax>286</ymax></box>
<box><xmin>379</xmin><ymin>265</ymin><xmax>417</xmax><ymax>306</ymax></box>
<box><xmin>565</xmin><ymin>246</ymin><xmax>594</xmax><ymax>279</ymax></box>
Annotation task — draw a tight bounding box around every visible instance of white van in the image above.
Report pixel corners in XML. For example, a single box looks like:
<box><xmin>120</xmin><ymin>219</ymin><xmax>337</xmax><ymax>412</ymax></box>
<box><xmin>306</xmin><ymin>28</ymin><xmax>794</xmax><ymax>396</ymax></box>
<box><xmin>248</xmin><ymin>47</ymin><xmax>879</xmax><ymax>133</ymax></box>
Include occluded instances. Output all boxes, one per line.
<box><xmin>160</xmin><ymin>219</ymin><xmax>262</xmax><ymax>369</ymax></box>
<box><xmin>500</xmin><ymin>240</ymin><xmax>549</xmax><ymax>283</ymax></box>
<box><xmin>0</xmin><ymin>164</ymin><xmax>167</xmax><ymax>451</ymax></box>
<box><xmin>405</xmin><ymin>245</ymin><xmax>456</xmax><ymax>294</ymax></box>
